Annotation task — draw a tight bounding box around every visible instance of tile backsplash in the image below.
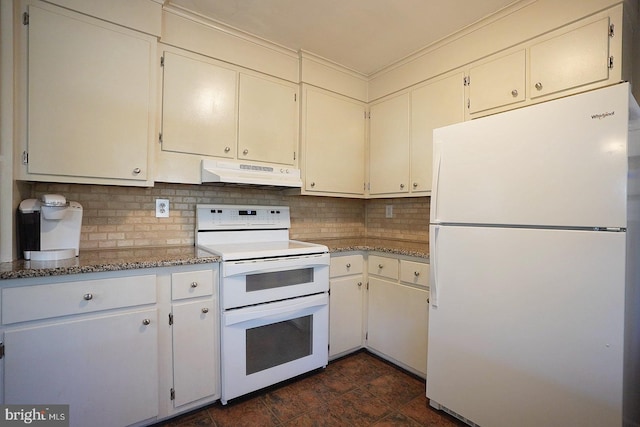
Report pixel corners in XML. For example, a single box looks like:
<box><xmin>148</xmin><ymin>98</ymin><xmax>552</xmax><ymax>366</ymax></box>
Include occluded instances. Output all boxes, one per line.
<box><xmin>29</xmin><ymin>182</ymin><xmax>428</xmax><ymax>250</ymax></box>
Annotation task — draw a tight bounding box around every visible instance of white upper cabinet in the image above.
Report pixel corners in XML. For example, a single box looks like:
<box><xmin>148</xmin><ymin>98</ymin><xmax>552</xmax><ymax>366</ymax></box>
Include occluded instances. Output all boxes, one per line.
<box><xmin>369</xmin><ymin>93</ymin><xmax>410</xmax><ymax>196</ymax></box>
<box><xmin>467</xmin><ymin>50</ymin><xmax>526</xmax><ymax>115</ymax></box>
<box><xmin>410</xmin><ymin>73</ymin><xmax>465</xmax><ymax>194</ymax></box>
<box><xmin>529</xmin><ymin>17</ymin><xmax>611</xmax><ymax>99</ymax></box>
<box><xmin>24</xmin><ymin>3</ymin><xmax>156</xmax><ymax>185</ymax></box>
<box><xmin>161</xmin><ymin>51</ymin><xmax>238</xmax><ymax>159</ymax></box>
<box><xmin>301</xmin><ymin>86</ymin><xmax>366</xmax><ymax>196</ymax></box>
<box><xmin>238</xmin><ymin>73</ymin><xmax>299</xmax><ymax>166</ymax></box>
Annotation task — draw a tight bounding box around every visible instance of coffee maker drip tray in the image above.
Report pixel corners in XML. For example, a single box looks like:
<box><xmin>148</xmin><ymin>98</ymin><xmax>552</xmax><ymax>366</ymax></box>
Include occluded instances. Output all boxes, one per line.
<box><xmin>24</xmin><ymin>249</ymin><xmax>77</xmax><ymax>261</ymax></box>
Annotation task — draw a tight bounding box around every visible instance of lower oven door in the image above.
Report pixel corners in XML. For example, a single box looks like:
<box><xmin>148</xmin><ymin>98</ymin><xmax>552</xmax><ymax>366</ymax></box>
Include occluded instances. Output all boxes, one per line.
<box><xmin>221</xmin><ymin>252</ymin><xmax>329</xmax><ymax>309</ymax></box>
<box><xmin>221</xmin><ymin>292</ymin><xmax>329</xmax><ymax>404</ymax></box>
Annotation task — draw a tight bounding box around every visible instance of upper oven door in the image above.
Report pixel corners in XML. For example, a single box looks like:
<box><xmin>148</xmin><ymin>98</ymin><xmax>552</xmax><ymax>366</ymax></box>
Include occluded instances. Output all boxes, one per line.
<box><xmin>221</xmin><ymin>253</ymin><xmax>329</xmax><ymax>309</ymax></box>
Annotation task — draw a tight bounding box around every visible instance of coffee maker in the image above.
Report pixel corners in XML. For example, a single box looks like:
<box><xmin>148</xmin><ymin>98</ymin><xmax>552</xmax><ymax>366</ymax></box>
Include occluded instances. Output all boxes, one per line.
<box><xmin>17</xmin><ymin>194</ymin><xmax>83</xmax><ymax>261</ymax></box>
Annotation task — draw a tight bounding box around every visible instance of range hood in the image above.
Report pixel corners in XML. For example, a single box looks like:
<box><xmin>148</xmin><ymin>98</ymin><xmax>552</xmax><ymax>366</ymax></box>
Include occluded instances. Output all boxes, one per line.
<box><xmin>201</xmin><ymin>160</ymin><xmax>302</xmax><ymax>188</ymax></box>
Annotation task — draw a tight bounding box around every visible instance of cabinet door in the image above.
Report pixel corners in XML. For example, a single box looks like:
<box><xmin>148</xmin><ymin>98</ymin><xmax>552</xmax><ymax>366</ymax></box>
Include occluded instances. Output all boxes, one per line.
<box><xmin>238</xmin><ymin>73</ymin><xmax>298</xmax><ymax>166</ymax></box>
<box><xmin>161</xmin><ymin>50</ymin><xmax>237</xmax><ymax>158</ymax></box>
<box><xmin>530</xmin><ymin>18</ymin><xmax>610</xmax><ymax>99</ymax></box>
<box><xmin>369</xmin><ymin>93</ymin><xmax>410</xmax><ymax>195</ymax></box>
<box><xmin>410</xmin><ymin>73</ymin><xmax>465</xmax><ymax>194</ymax></box>
<box><xmin>367</xmin><ymin>278</ymin><xmax>429</xmax><ymax>376</ymax></box>
<box><xmin>329</xmin><ymin>275</ymin><xmax>364</xmax><ymax>357</ymax></box>
<box><xmin>27</xmin><ymin>4</ymin><xmax>154</xmax><ymax>182</ymax></box>
<box><xmin>4</xmin><ymin>309</ymin><xmax>158</xmax><ymax>427</ymax></box>
<box><xmin>172</xmin><ymin>299</ymin><xmax>218</xmax><ymax>407</ymax></box>
<box><xmin>468</xmin><ymin>50</ymin><xmax>526</xmax><ymax>115</ymax></box>
<box><xmin>303</xmin><ymin>87</ymin><xmax>366</xmax><ymax>195</ymax></box>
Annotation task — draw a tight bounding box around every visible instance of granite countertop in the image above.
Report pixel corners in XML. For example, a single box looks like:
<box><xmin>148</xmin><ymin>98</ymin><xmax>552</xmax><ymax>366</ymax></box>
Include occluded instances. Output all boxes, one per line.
<box><xmin>0</xmin><ymin>238</ymin><xmax>428</xmax><ymax>280</ymax></box>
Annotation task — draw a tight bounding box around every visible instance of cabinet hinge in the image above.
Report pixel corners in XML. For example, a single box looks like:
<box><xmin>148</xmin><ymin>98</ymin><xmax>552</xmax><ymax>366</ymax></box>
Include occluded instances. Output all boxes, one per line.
<box><xmin>293</xmin><ymin>151</ymin><xmax>296</xmax><ymax>161</ymax></box>
<box><xmin>609</xmin><ymin>24</ymin><xmax>615</xmax><ymax>38</ymax></box>
<box><xmin>170</xmin><ymin>388</ymin><xmax>175</xmax><ymax>400</ymax></box>
<box><xmin>463</xmin><ymin>76</ymin><xmax>470</xmax><ymax>86</ymax></box>
<box><xmin>294</xmin><ymin>93</ymin><xmax>297</xmax><ymax>102</ymax></box>
<box><xmin>467</xmin><ymin>98</ymin><xmax>470</xmax><ymax>109</ymax></box>
<box><xmin>159</xmin><ymin>132</ymin><xmax>163</xmax><ymax>144</ymax></box>
<box><xmin>22</xmin><ymin>12</ymin><xmax>29</xmax><ymax>26</ymax></box>
<box><xmin>169</xmin><ymin>313</ymin><xmax>173</xmax><ymax>326</ymax></box>
<box><xmin>0</xmin><ymin>342</ymin><xmax>4</xmax><ymax>359</ymax></box>
<box><xmin>22</xmin><ymin>151</ymin><xmax>29</xmax><ymax>164</ymax></box>
<box><xmin>365</xmin><ymin>332</ymin><xmax>368</xmax><ymax>341</ymax></box>
<box><xmin>366</xmin><ymin>281</ymin><xmax>369</xmax><ymax>290</ymax></box>
<box><xmin>609</xmin><ymin>56</ymin><xmax>614</xmax><ymax>69</ymax></box>
<box><xmin>160</xmin><ymin>55</ymin><xmax>165</xmax><ymax>67</ymax></box>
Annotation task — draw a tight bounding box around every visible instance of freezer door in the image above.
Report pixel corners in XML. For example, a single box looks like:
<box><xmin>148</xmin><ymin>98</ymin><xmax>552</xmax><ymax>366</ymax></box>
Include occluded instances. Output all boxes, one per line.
<box><xmin>427</xmin><ymin>225</ymin><xmax>625</xmax><ymax>427</ymax></box>
<box><xmin>431</xmin><ymin>83</ymin><xmax>630</xmax><ymax>228</ymax></box>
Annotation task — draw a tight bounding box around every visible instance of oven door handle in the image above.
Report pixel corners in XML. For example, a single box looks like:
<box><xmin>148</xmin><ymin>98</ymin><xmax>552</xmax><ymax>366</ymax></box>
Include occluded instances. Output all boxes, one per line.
<box><xmin>223</xmin><ymin>254</ymin><xmax>329</xmax><ymax>278</ymax></box>
<box><xmin>224</xmin><ymin>293</ymin><xmax>328</xmax><ymax>326</ymax></box>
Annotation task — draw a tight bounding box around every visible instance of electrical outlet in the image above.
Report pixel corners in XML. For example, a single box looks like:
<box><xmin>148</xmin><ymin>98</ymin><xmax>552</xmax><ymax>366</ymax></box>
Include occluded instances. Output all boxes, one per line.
<box><xmin>385</xmin><ymin>205</ymin><xmax>393</xmax><ymax>218</ymax></box>
<box><xmin>156</xmin><ymin>199</ymin><xmax>169</xmax><ymax>218</ymax></box>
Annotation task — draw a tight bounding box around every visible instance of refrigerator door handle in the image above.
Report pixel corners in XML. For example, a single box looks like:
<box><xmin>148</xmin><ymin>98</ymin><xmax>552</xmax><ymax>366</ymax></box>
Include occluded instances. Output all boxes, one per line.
<box><xmin>431</xmin><ymin>147</ymin><xmax>442</xmax><ymax>223</ymax></box>
<box><xmin>431</xmin><ymin>226</ymin><xmax>440</xmax><ymax>308</ymax></box>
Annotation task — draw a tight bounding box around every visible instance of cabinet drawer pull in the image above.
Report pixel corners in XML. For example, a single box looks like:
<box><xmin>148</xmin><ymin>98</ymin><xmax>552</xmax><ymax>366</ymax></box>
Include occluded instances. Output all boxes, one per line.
<box><xmin>414</xmin><ymin>271</ymin><xmax>420</xmax><ymax>277</ymax></box>
<box><xmin>346</xmin><ymin>263</ymin><xmax>351</xmax><ymax>268</ymax></box>
<box><xmin>83</xmin><ymin>293</ymin><xmax>93</xmax><ymax>301</ymax></box>
<box><xmin>132</xmin><ymin>168</ymin><xmax>141</xmax><ymax>175</ymax></box>
<box><xmin>535</xmin><ymin>82</ymin><xmax>543</xmax><ymax>91</ymax></box>
<box><xmin>378</xmin><ymin>264</ymin><xmax>384</xmax><ymax>269</ymax></box>
<box><xmin>310</xmin><ymin>182</ymin><xmax>316</xmax><ymax>187</ymax></box>
<box><xmin>201</xmin><ymin>307</ymin><xmax>209</xmax><ymax>314</ymax></box>
<box><xmin>413</xmin><ymin>182</ymin><xmax>418</xmax><ymax>188</ymax></box>
<box><xmin>243</xmin><ymin>149</ymin><xmax>249</xmax><ymax>155</ymax></box>
<box><xmin>357</xmin><ymin>282</ymin><xmax>362</xmax><ymax>287</ymax></box>
<box><xmin>190</xmin><ymin>282</ymin><xmax>198</xmax><ymax>288</ymax></box>
<box><xmin>511</xmin><ymin>89</ymin><xmax>518</xmax><ymax>97</ymax></box>
<box><xmin>400</xmin><ymin>183</ymin><xmax>405</xmax><ymax>189</ymax></box>
<box><xmin>142</xmin><ymin>319</ymin><xmax>151</xmax><ymax>325</ymax></box>
<box><xmin>224</xmin><ymin>146</ymin><xmax>231</xmax><ymax>153</ymax></box>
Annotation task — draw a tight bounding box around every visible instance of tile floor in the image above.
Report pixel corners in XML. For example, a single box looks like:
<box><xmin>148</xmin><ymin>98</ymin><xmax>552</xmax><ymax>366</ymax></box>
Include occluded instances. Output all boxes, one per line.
<box><xmin>157</xmin><ymin>351</ymin><xmax>466</xmax><ymax>426</ymax></box>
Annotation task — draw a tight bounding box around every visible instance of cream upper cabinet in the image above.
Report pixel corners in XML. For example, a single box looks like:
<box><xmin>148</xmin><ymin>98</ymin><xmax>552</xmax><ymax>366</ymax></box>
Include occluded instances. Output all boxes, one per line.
<box><xmin>161</xmin><ymin>50</ymin><xmax>238</xmax><ymax>159</ymax></box>
<box><xmin>410</xmin><ymin>73</ymin><xmax>465</xmax><ymax>194</ymax></box>
<box><xmin>24</xmin><ymin>3</ymin><xmax>156</xmax><ymax>185</ymax></box>
<box><xmin>238</xmin><ymin>73</ymin><xmax>299</xmax><ymax>166</ymax></box>
<box><xmin>467</xmin><ymin>50</ymin><xmax>526</xmax><ymax>116</ymax></box>
<box><xmin>301</xmin><ymin>86</ymin><xmax>366</xmax><ymax>196</ymax></box>
<box><xmin>369</xmin><ymin>92</ymin><xmax>410</xmax><ymax>196</ymax></box>
<box><xmin>530</xmin><ymin>17</ymin><xmax>611</xmax><ymax>99</ymax></box>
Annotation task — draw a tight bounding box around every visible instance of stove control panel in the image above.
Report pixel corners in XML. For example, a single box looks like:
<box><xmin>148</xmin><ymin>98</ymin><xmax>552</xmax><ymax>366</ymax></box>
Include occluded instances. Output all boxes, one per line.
<box><xmin>196</xmin><ymin>205</ymin><xmax>290</xmax><ymax>230</ymax></box>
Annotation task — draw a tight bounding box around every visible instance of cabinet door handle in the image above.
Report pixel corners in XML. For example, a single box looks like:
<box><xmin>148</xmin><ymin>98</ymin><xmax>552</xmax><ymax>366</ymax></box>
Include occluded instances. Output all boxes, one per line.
<box><xmin>133</xmin><ymin>168</ymin><xmax>141</xmax><ymax>175</ymax></box>
<box><xmin>243</xmin><ymin>149</ymin><xmax>249</xmax><ymax>155</ymax></box>
<box><xmin>535</xmin><ymin>82</ymin><xmax>543</xmax><ymax>91</ymax></box>
<box><xmin>142</xmin><ymin>319</ymin><xmax>151</xmax><ymax>325</ymax></box>
<box><xmin>201</xmin><ymin>307</ymin><xmax>209</xmax><ymax>314</ymax></box>
<box><xmin>310</xmin><ymin>182</ymin><xmax>316</xmax><ymax>187</ymax></box>
<box><xmin>414</xmin><ymin>271</ymin><xmax>420</xmax><ymax>277</ymax></box>
<box><xmin>511</xmin><ymin>89</ymin><xmax>518</xmax><ymax>97</ymax></box>
<box><xmin>400</xmin><ymin>183</ymin><xmax>405</xmax><ymax>189</ymax></box>
<box><xmin>190</xmin><ymin>282</ymin><xmax>198</xmax><ymax>288</ymax></box>
<box><xmin>83</xmin><ymin>293</ymin><xmax>93</xmax><ymax>301</ymax></box>
<box><xmin>413</xmin><ymin>182</ymin><xmax>418</xmax><ymax>188</ymax></box>
<box><xmin>346</xmin><ymin>263</ymin><xmax>351</xmax><ymax>268</ymax></box>
<box><xmin>224</xmin><ymin>146</ymin><xmax>231</xmax><ymax>153</ymax></box>
<box><xmin>378</xmin><ymin>264</ymin><xmax>384</xmax><ymax>269</ymax></box>
<box><xmin>357</xmin><ymin>282</ymin><xmax>362</xmax><ymax>287</ymax></box>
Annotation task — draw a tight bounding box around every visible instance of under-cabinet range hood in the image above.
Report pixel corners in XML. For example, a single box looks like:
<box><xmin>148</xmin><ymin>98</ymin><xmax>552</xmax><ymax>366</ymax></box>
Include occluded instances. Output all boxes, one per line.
<box><xmin>201</xmin><ymin>160</ymin><xmax>302</xmax><ymax>187</ymax></box>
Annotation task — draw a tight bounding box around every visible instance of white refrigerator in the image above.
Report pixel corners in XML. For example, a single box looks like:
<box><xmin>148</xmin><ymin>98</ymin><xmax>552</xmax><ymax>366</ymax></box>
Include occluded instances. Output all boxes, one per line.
<box><xmin>427</xmin><ymin>82</ymin><xmax>640</xmax><ymax>427</ymax></box>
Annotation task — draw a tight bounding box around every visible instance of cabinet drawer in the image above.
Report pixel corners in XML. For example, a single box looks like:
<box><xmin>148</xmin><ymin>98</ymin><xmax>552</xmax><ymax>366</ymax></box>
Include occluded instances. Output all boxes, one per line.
<box><xmin>368</xmin><ymin>255</ymin><xmax>399</xmax><ymax>280</ymax></box>
<box><xmin>2</xmin><ymin>275</ymin><xmax>157</xmax><ymax>324</ymax></box>
<box><xmin>399</xmin><ymin>260</ymin><xmax>429</xmax><ymax>288</ymax></box>
<box><xmin>330</xmin><ymin>254</ymin><xmax>364</xmax><ymax>278</ymax></box>
<box><xmin>172</xmin><ymin>269</ymin><xmax>214</xmax><ymax>300</ymax></box>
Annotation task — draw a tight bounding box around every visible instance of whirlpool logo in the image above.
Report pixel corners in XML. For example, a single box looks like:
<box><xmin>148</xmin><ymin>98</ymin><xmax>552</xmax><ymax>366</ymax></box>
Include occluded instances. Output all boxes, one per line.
<box><xmin>591</xmin><ymin>111</ymin><xmax>615</xmax><ymax>120</ymax></box>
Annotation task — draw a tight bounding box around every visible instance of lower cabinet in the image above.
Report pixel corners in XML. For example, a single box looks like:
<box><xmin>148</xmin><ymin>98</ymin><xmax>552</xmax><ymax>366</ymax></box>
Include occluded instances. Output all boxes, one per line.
<box><xmin>329</xmin><ymin>254</ymin><xmax>365</xmax><ymax>358</ymax></box>
<box><xmin>2</xmin><ymin>274</ymin><xmax>159</xmax><ymax>427</ymax></box>
<box><xmin>328</xmin><ymin>253</ymin><xmax>430</xmax><ymax>377</ymax></box>
<box><xmin>170</xmin><ymin>269</ymin><xmax>219</xmax><ymax>408</ymax></box>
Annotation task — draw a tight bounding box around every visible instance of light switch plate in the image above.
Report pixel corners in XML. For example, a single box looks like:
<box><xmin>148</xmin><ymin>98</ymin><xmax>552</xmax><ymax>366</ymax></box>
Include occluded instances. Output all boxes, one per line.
<box><xmin>385</xmin><ymin>205</ymin><xmax>393</xmax><ymax>218</ymax></box>
<box><xmin>156</xmin><ymin>199</ymin><xmax>169</xmax><ymax>218</ymax></box>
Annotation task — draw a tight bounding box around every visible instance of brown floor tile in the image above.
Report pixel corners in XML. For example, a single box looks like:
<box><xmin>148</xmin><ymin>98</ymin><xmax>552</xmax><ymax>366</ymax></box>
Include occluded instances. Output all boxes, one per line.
<box><xmin>157</xmin><ymin>351</ymin><xmax>466</xmax><ymax>427</ymax></box>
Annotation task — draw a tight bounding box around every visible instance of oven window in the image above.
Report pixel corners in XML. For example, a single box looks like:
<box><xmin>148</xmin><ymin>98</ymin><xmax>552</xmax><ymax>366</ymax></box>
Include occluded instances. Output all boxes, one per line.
<box><xmin>246</xmin><ymin>315</ymin><xmax>313</xmax><ymax>375</ymax></box>
<box><xmin>246</xmin><ymin>268</ymin><xmax>314</xmax><ymax>292</ymax></box>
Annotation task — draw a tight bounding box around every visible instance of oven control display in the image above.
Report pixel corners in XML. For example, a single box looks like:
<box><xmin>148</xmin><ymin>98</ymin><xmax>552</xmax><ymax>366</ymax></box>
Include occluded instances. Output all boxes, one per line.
<box><xmin>197</xmin><ymin>205</ymin><xmax>291</xmax><ymax>230</ymax></box>
<box><xmin>239</xmin><ymin>210</ymin><xmax>257</xmax><ymax>216</ymax></box>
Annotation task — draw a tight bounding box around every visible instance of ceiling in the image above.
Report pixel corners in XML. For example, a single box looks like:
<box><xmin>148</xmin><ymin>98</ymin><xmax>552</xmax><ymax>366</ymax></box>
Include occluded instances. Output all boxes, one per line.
<box><xmin>165</xmin><ymin>0</ymin><xmax>520</xmax><ymax>76</ymax></box>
